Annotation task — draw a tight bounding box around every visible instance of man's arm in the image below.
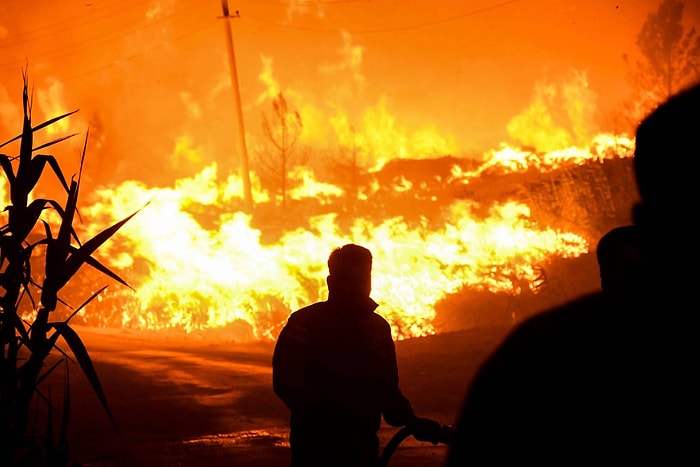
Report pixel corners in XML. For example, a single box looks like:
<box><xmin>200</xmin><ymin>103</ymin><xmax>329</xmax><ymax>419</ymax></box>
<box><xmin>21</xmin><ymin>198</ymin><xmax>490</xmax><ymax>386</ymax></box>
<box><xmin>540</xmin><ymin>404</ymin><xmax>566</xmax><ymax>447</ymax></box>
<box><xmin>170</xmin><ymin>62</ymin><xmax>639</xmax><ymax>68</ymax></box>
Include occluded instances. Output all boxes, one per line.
<box><xmin>372</xmin><ymin>319</ymin><xmax>416</xmax><ymax>427</ymax></box>
<box><xmin>271</xmin><ymin>313</ymin><xmax>318</xmax><ymax>412</ymax></box>
<box><xmin>375</xmin><ymin>318</ymin><xmax>445</xmax><ymax>444</ymax></box>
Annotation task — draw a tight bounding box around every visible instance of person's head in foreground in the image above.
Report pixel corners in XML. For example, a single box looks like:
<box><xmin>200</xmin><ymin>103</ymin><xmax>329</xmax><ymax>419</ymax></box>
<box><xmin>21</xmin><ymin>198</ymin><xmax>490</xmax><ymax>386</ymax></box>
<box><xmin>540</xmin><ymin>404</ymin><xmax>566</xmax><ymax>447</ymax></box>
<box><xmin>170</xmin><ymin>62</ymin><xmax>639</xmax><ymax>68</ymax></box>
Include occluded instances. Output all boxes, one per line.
<box><xmin>327</xmin><ymin>243</ymin><xmax>373</xmax><ymax>302</ymax></box>
<box><xmin>632</xmin><ymin>81</ymin><xmax>700</xmax><ymax>262</ymax></box>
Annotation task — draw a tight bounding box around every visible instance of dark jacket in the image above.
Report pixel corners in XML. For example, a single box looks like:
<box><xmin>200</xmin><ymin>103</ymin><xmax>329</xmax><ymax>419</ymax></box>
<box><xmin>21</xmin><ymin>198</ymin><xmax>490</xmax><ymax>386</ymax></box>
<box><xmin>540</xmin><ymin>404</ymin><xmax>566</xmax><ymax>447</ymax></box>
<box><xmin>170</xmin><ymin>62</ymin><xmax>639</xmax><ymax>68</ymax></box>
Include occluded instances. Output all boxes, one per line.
<box><xmin>272</xmin><ymin>297</ymin><xmax>415</xmax><ymax>438</ymax></box>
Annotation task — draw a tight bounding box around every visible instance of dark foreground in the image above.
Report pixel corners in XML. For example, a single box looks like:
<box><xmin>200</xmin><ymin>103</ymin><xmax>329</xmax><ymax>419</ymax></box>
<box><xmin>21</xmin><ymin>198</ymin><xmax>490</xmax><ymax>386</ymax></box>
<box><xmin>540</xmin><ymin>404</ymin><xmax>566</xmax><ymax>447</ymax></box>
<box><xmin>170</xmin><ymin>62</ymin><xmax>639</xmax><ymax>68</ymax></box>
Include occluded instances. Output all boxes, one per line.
<box><xmin>65</xmin><ymin>325</ymin><xmax>511</xmax><ymax>467</ymax></box>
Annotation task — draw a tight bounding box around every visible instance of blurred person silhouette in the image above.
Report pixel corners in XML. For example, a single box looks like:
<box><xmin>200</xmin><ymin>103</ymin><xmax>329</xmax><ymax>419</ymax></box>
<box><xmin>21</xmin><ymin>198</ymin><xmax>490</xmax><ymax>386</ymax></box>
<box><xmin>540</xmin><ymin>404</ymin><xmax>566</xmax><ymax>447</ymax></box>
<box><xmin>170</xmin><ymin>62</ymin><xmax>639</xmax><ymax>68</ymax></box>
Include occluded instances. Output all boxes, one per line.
<box><xmin>272</xmin><ymin>243</ymin><xmax>444</xmax><ymax>467</ymax></box>
<box><xmin>444</xmin><ymin>81</ymin><xmax>700</xmax><ymax>466</ymax></box>
<box><xmin>595</xmin><ymin>224</ymin><xmax>645</xmax><ymax>293</ymax></box>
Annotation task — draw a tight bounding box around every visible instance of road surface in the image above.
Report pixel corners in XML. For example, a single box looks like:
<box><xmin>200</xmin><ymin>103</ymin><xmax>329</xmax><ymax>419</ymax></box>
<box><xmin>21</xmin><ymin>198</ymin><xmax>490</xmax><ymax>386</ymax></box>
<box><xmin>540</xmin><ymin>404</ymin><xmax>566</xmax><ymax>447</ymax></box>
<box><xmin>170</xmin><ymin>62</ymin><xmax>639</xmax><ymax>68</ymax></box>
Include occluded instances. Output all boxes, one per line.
<box><xmin>62</xmin><ymin>325</ymin><xmax>509</xmax><ymax>466</ymax></box>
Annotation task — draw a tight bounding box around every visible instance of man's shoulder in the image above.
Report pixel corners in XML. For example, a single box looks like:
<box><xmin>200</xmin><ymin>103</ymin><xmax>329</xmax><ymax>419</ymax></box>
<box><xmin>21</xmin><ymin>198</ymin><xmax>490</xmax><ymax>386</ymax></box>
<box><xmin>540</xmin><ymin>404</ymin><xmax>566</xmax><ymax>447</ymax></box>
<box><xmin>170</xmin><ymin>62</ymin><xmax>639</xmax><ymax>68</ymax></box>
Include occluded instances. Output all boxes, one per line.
<box><xmin>367</xmin><ymin>310</ymin><xmax>392</xmax><ymax>329</ymax></box>
<box><xmin>276</xmin><ymin>302</ymin><xmax>328</xmax><ymax>344</ymax></box>
<box><xmin>519</xmin><ymin>291</ymin><xmax>607</xmax><ymax>329</ymax></box>
<box><xmin>496</xmin><ymin>292</ymin><xmax>609</xmax><ymax>353</ymax></box>
<box><xmin>288</xmin><ymin>301</ymin><xmax>327</xmax><ymax>321</ymax></box>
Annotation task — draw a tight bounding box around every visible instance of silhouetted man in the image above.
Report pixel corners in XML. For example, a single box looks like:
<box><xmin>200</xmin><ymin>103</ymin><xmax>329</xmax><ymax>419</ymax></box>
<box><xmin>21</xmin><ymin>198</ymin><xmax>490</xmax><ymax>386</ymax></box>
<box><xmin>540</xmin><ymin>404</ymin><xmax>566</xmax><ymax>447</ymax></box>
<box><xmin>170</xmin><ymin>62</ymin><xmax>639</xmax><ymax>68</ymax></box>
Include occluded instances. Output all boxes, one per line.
<box><xmin>444</xmin><ymin>82</ymin><xmax>700</xmax><ymax>466</ymax></box>
<box><xmin>273</xmin><ymin>243</ymin><xmax>443</xmax><ymax>467</ymax></box>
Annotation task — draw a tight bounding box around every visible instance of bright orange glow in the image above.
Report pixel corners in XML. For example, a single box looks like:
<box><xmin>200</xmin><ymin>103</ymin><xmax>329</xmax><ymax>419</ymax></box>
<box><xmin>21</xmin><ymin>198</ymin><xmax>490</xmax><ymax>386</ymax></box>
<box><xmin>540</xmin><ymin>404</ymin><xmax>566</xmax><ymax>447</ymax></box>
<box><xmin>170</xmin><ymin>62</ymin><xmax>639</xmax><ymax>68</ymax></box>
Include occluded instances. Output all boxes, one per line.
<box><xmin>465</xmin><ymin>133</ymin><xmax>634</xmax><ymax>177</ymax></box>
<box><xmin>67</xmin><ymin>134</ymin><xmax>632</xmax><ymax>340</ymax></box>
<box><xmin>3</xmin><ymin>0</ymin><xmax>674</xmax><ymax>340</ymax></box>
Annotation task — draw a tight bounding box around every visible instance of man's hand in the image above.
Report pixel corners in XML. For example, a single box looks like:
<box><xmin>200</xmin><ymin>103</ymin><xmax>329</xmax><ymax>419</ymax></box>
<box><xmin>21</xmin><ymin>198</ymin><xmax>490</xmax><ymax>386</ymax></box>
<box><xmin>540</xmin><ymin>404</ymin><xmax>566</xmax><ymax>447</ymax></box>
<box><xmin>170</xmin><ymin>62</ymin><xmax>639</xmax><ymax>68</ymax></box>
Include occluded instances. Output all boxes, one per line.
<box><xmin>408</xmin><ymin>417</ymin><xmax>445</xmax><ymax>445</ymax></box>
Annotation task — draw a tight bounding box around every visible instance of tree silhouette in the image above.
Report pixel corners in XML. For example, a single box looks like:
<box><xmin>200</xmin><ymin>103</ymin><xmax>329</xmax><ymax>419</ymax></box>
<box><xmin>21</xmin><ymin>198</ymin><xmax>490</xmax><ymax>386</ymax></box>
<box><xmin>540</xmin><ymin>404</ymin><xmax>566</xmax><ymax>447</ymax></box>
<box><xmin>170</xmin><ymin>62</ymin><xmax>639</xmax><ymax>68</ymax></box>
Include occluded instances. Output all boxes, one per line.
<box><xmin>624</xmin><ymin>0</ymin><xmax>700</xmax><ymax>122</ymax></box>
<box><xmin>257</xmin><ymin>92</ymin><xmax>305</xmax><ymax>210</ymax></box>
<box><xmin>329</xmin><ymin>125</ymin><xmax>371</xmax><ymax>217</ymax></box>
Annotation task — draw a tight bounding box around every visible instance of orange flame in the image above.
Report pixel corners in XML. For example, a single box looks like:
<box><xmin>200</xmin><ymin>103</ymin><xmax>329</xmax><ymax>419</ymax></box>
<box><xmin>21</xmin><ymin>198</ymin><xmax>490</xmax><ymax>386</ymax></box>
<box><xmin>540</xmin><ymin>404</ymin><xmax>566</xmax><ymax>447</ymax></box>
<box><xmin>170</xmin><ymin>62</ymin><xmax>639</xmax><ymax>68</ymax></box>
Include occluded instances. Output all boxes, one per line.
<box><xmin>71</xmin><ymin>134</ymin><xmax>635</xmax><ymax>340</ymax></box>
<box><xmin>459</xmin><ymin>133</ymin><xmax>634</xmax><ymax>179</ymax></box>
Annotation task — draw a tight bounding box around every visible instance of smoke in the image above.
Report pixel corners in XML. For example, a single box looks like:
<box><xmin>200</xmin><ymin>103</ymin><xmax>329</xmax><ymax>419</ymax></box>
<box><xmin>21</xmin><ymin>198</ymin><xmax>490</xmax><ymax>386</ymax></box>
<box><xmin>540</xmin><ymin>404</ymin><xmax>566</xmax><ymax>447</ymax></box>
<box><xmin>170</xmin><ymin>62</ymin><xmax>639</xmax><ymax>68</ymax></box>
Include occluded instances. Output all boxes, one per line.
<box><xmin>318</xmin><ymin>29</ymin><xmax>366</xmax><ymax>91</ymax></box>
<box><xmin>1</xmin><ymin>0</ymin><xmax>654</xmax><ymax>197</ymax></box>
<box><xmin>36</xmin><ymin>77</ymin><xmax>75</xmax><ymax>136</ymax></box>
<box><xmin>285</xmin><ymin>0</ymin><xmax>329</xmax><ymax>21</ymax></box>
<box><xmin>0</xmin><ymin>84</ymin><xmax>20</xmax><ymax>131</ymax></box>
<box><xmin>255</xmin><ymin>54</ymin><xmax>459</xmax><ymax>172</ymax></box>
<box><xmin>257</xmin><ymin>55</ymin><xmax>282</xmax><ymax>104</ymax></box>
<box><xmin>507</xmin><ymin>69</ymin><xmax>600</xmax><ymax>152</ymax></box>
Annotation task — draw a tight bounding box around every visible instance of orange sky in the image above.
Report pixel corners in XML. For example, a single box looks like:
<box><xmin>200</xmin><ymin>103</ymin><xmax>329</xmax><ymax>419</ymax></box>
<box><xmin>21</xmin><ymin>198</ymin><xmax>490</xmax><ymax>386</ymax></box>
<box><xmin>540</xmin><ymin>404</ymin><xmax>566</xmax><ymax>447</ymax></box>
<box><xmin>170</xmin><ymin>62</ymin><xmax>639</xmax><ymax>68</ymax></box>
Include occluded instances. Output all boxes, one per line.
<box><xmin>1</xmin><ymin>0</ymin><xmax>698</xmax><ymax>189</ymax></box>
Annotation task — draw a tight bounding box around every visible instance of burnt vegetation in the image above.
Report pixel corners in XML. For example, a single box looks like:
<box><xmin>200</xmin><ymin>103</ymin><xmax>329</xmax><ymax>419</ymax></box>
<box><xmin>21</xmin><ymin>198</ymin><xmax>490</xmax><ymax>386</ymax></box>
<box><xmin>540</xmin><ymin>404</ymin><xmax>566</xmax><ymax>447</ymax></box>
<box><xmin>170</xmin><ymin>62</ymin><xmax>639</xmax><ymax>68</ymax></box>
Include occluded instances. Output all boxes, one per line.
<box><xmin>254</xmin><ymin>148</ymin><xmax>638</xmax><ymax>333</ymax></box>
<box><xmin>68</xmin><ymin>138</ymin><xmax>639</xmax><ymax>336</ymax></box>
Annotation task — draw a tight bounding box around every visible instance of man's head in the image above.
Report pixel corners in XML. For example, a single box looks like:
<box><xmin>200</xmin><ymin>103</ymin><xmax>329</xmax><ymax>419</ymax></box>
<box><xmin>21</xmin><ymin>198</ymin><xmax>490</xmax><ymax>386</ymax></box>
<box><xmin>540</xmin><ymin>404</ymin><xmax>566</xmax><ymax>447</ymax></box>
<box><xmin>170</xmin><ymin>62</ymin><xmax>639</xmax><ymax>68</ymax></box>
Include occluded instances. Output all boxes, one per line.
<box><xmin>327</xmin><ymin>243</ymin><xmax>373</xmax><ymax>300</ymax></box>
<box><xmin>633</xmin><ymin>82</ymin><xmax>700</xmax><ymax>231</ymax></box>
<box><xmin>596</xmin><ymin>225</ymin><xmax>645</xmax><ymax>292</ymax></box>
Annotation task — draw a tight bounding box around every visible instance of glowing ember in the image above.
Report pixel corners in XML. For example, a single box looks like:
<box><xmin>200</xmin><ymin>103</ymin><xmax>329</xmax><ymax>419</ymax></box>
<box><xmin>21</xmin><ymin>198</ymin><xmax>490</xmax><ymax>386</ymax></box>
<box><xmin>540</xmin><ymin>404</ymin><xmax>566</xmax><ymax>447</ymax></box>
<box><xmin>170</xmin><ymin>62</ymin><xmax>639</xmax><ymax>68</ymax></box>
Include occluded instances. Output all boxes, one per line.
<box><xmin>0</xmin><ymin>0</ymin><xmax>686</xmax><ymax>347</ymax></box>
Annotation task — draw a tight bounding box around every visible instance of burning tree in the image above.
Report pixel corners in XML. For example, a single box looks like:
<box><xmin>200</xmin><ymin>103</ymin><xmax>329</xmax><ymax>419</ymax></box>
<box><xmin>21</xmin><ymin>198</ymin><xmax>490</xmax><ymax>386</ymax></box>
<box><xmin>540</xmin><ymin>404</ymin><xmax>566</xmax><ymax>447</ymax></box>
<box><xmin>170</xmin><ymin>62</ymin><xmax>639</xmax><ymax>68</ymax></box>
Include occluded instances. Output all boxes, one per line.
<box><xmin>623</xmin><ymin>0</ymin><xmax>700</xmax><ymax>123</ymax></box>
<box><xmin>257</xmin><ymin>92</ymin><xmax>306</xmax><ymax>210</ymax></box>
<box><xmin>330</xmin><ymin>125</ymin><xmax>372</xmax><ymax>216</ymax></box>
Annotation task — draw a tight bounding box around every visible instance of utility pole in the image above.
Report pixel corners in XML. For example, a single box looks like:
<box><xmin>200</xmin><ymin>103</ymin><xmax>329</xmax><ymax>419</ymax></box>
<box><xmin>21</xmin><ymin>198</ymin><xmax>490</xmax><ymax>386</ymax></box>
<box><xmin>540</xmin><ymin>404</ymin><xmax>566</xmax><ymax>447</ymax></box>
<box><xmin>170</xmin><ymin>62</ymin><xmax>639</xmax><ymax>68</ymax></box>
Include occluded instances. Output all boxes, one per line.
<box><xmin>220</xmin><ymin>0</ymin><xmax>253</xmax><ymax>211</ymax></box>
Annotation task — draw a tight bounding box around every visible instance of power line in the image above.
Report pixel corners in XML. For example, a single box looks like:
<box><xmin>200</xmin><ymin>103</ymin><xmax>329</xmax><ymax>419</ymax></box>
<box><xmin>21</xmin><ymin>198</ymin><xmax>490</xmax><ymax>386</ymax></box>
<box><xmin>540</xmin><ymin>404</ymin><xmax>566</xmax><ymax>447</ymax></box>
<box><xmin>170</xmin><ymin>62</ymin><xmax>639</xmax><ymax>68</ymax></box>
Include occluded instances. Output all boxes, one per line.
<box><xmin>0</xmin><ymin>0</ymin><xmax>147</xmax><ymax>50</ymax></box>
<box><xmin>0</xmin><ymin>0</ymin><xmax>206</xmax><ymax>75</ymax></box>
<box><xmin>243</xmin><ymin>0</ymin><xmax>526</xmax><ymax>34</ymax></box>
<box><xmin>241</xmin><ymin>0</ymin><xmax>371</xmax><ymax>4</ymax></box>
<box><xmin>0</xmin><ymin>0</ymin><xmax>528</xmax><ymax>80</ymax></box>
<box><xmin>41</xmin><ymin>21</ymin><xmax>216</xmax><ymax>85</ymax></box>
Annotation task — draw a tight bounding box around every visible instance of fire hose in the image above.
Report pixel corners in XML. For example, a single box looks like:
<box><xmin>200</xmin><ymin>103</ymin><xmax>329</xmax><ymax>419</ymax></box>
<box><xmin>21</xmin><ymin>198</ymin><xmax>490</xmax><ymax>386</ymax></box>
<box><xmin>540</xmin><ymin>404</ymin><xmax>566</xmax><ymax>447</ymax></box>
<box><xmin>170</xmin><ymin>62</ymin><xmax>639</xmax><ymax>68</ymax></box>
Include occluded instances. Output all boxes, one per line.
<box><xmin>378</xmin><ymin>424</ymin><xmax>454</xmax><ymax>467</ymax></box>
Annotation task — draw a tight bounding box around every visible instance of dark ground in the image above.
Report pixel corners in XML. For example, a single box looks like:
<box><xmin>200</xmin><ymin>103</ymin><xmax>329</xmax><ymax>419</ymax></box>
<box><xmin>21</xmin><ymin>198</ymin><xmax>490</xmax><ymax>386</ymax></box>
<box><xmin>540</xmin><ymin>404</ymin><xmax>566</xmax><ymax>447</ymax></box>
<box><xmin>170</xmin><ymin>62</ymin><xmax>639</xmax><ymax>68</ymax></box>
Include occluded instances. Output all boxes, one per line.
<box><xmin>64</xmin><ymin>325</ymin><xmax>513</xmax><ymax>467</ymax></box>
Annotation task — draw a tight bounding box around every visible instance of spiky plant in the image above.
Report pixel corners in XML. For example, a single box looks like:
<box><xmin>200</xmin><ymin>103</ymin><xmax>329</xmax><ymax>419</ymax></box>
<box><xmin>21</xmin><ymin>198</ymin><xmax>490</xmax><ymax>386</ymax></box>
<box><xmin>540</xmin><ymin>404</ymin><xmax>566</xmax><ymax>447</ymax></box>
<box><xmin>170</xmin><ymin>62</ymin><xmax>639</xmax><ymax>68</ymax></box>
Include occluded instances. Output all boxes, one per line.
<box><xmin>0</xmin><ymin>71</ymin><xmax>142</xmax><ymax>465</ymax></box>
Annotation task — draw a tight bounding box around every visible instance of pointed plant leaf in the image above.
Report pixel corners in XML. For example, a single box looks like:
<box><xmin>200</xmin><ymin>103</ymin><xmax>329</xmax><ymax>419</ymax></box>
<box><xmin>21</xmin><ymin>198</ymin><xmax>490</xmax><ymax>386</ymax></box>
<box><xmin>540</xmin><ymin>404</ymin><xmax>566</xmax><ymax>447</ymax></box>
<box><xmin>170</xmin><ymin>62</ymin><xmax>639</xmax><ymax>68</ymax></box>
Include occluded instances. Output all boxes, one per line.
<box><xmin>38</xmin><ymin>288</ymin><xmax>75</xmax><ymax>314</ymax></box>
<box><xmin>10</xmin><ymin>171</ymin><xmax>33</xmax><ymax>205</ymax></box>
<box><xmin>32</xmin><ymin>387</ymin><xmax>53</xmax><ymax>415</ymax></box>
<box><xmin>0</xmin><ymin>133</ymin><xmax>23</xmax><ymax>151</ymax></box>
<box><xmin>24</xmin><ymin>157</ymin><xmax>47</xmax><ymax>195</ymax></box>
<box><xmin>58</xmin><ymin>206</ymin><xmax>143</xmax><ymax>290</ymax></box>
<box><xmin>77</xmin><ymin>127</ymin><xmax>89</xmax><ymax>189</ymax></box>
<box><xmin>46</xmin><ymin>385</ymin><xmax>55</xmax><ymax>450</ymax></box>
<box><xmin>79</xmin><ymin>253</ymin><xmax>133</xmax><ymax>290</ymax></box>
<box><xmin>38</xmin><ymin>200</ymin><xmax>84</xmax><ymax>248</ymax></box>
<box><xmin>49</xmin><ymin>322</ymin><xmax>116</xmax><ymax>429</ymax></box>
<box><xmin>0</xmin><ymin>153</ymin><xmax>16</xmax><ymax>182</ymax></box>
<box><xmin>44</xmin><ymin>237</ymin><xmax>65</xmax><ymax>291</ymax></box>
<box><xmin>33</xmin><ymin>133</ymin><xmax>79</xmax><ymax>153</ymax></box>
<box><xmin>36</xmin><ymin>358</ymin><xmax>64</xmax><ymax>387</ymax></box>
<box><xmin>19</xmin><ymin>89</ymin><xmax>33</xmax><ymax>166</ymax></box>
<box><xmin>40</xmin><ymin>218</ymin><xmax>54</xmax><ymax>241</ymax></box>
<box><xmin>64</xmin><ymin>127</ymin><xmax>90</xmax><ymax>227</ymax></box>
<box><xmin>65</xmin><ymin>285</ymin><xmax>109</xmax><ymax>323</ymax></box>
<box><xmin>45</xmin><ymin>324</ymin><xmax>63</xmax><ymax>349</ymax></box>
<box><xmin>31</xmin><ymin>109</ymin><xmax>79</xmax><ymax>134</ymax></box>
<box><xmin>46</xmin><ymin>180</ymin><xmax>78</xmax><ymax>276</ymax></box>
<box><xmin>44</xmin><ymin>326</ymin><xmax>77</xmax><ymax>363</ymax></box>
<box><xmin>13</xmin><ymin>198</ymin><xmax>49</xmax><ymax>242</ymax></box>
<box><xmin>30</xmin><ymin>154</ymin><xmax>72</xmax><ymax>194</ymax></box>
<box><xmin>11</xmin><ymin>313</ymin><xmax>32</xmax><ymax>348</ymax></box>
<box><xmin>58</xmin><ymin>179</ymin><xmax>79</xmax><ymax>245</ymax></box>
<box><xmin>60</xmin><ymin>368</ymin><xmax>71</xmax><ymax>453</ymax></box>
<box><xmin>44</xmin><ymin>198</ymin><xmax>66</xmax><ymax>216</ymax></box>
